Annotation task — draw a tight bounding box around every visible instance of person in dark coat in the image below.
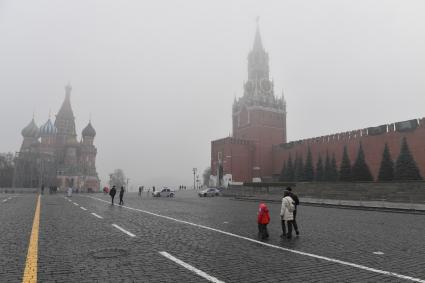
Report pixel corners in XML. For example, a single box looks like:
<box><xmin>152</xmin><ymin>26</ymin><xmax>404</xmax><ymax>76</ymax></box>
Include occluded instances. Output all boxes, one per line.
<box><xmin>109</xmin><ymin>186</ymin><xmax>117</xmax><ymax>205</ymax></box>
<box><xmin>287</xmin><ymin>187</ymin><xmax>300</xmax><ymax>235</ymax></box>
<box><xmin>119</xmin><ymin>186</ymin><xmax>125</xmax><ymax>205</ymax></box>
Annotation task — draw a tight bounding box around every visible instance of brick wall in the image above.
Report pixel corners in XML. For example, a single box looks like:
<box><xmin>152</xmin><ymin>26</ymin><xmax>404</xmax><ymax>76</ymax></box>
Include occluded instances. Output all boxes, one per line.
<box><xmin>272</xmin><ymin>118</ymin><xmax>425</xmax><ymax>180</ymax></box>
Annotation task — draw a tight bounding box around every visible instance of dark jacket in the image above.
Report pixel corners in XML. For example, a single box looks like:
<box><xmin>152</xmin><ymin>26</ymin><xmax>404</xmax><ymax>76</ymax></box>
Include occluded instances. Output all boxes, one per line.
<box><xmin>119</xmin><ymin>188</ymin><xmax>124</xmax><ymax>197</ymax></box>
<box><xmin>109</xmin><ymin>187</ymin><xmax>116</xmax><ymax>197</ymax></box>
<box><xmin>288</xmin><ymin>192</ymin><xmax>299</xmax><ymax>207</ymax></box>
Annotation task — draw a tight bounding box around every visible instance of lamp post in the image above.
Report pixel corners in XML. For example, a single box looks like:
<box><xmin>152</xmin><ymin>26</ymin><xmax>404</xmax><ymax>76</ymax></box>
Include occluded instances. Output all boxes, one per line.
<box><xmin>192</xmin><ymin>168</ymin><xmax>197</xmax><ymax>190</ymax></box>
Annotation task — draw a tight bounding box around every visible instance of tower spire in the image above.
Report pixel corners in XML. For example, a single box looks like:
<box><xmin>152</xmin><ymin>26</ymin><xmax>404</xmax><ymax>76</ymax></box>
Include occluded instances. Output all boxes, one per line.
<box><xmin>253</xmin><ymin>17</ymin><xmax>263</xmax><ymax>51</ymax></box>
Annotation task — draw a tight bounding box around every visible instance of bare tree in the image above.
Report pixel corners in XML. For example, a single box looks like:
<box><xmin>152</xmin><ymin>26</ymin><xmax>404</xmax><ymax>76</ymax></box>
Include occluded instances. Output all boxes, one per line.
<box><xmin>109</xmin><ymin>169</ymin><xmax>126</xmax><ymax>188</ymax></box>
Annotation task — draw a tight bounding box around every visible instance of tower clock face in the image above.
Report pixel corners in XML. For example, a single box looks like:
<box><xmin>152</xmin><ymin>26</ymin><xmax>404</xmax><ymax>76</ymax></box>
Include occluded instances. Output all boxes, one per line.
<box><xmin>244</xmin><ymin>81</ymin><xmax>254</xmax><ymax>92</ymax></box>
<box><xmin>261</xmin><ymin>79</ymin><xmax>272</xmax><ymax>93</ymax></box>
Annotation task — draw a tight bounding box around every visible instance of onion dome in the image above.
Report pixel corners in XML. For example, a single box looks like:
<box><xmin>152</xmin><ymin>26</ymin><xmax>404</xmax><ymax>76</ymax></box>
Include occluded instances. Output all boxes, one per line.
<box><xmin>39</xmin><ymin>118</ymin><xmax>58</xmax><ymax>137</ymax></box>
<box><xmin>21</xmin><ymin>118</ymin><xmax>39</xmax><ymax>138</ymax></box>
<box><xmin>82</xmin><ymin>122</ymin><xmax>96</xmax><ymax>137</ymax></box>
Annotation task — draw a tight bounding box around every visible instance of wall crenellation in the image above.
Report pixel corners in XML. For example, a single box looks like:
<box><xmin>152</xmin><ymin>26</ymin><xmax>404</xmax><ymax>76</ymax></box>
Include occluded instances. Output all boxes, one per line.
<box><xmin>279</xmin><ymin>117</ymin><xmax>424</xmax><ymax>149</ymax></box>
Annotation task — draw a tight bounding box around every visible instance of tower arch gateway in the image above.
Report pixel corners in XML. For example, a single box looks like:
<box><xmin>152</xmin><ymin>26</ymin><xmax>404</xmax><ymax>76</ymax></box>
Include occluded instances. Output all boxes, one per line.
<box><xmin>211</xmin><ymin>24</ymin><xmax>287</xmax><ymax>183</ymax></box>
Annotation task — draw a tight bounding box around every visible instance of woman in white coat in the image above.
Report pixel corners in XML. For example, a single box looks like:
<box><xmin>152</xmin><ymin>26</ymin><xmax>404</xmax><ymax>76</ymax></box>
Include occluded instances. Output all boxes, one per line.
<box><xmin>280</xmin><ymin>190</ymin><xmax>295</xmax><ymax>239</ymax></box>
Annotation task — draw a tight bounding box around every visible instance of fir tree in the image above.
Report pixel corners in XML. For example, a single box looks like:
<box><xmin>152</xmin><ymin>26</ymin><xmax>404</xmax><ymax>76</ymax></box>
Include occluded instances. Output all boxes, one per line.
<box><xmin>394</xmin><ymin>137</ymin><xmax>423</xmax><ymax>181</ymax></box>
<box><xmin>351</xmin><ymin>143</ymin><xmax>373</xmax><ymax>181</ymax></box>
<box><xmin>339</xmin><ymin>146</ymin><xmax>352</xmax><ymax>181</ymax></box>
<box><xmin>303</xmin><ymin>147</ymin><xmax>314</xmax><ymax>181</ymax></box>
<box><xmin>330</xmin><ymin>154</ymin><xmax>339</xmax><ymax>181</ymax></box>
<box><xmin>284</xmin><ymin>154</ymin><xmax>295</xmax><ymax>181</ymax></box>
<box><xmin>294</xmin><ymin>154</ymin><xmax>304</xmax><ymax>181</ymax></box>
<box><xmin>378</xmin><ymin>143</ymin><xmax>394</xmax><ymax>181</ymax></box>
<box><xmin>324</xmin><ymin>151</ymin><xmax>331</xmax><ymax>181</ymax></box>
<box><xmin>315</xmin><ymin>155</ymin><xmax>324</xmax><ymax>181</ymax></box>
<box><xmin>279</xmin><ymin>160</ymin><xmax>287</xmax><ymax>181</ymax></box>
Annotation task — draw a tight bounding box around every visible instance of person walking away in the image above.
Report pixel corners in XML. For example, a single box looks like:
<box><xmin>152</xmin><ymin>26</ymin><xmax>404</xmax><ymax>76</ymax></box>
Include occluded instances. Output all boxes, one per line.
<box><xmin>119</xmin><ymin>186</ymin><xmax>125</xmax><ymax>205</ymax></box>
<box><xmin>139</xmin><ymin>186</ymin><xmax>142</xmax><ymax>196</ymax></box>
<box><xmin>287</xmin><ymin>187</ymin><xmax>300</xmax><ymax>235</ymax></box>
<box><xmin>109</xmin><ymin>186</ymin><xmax>117</xmax><ymax>205</ymax></box>
<box><xmin>280</xmin><ymin>191</ymin><xmax>295</xmax><ymax>239</ymax></box>
<box><xmin>41</xmin><ymin>184</ymin><xmax>44</xmax><ymax>195</ymax></box>
<box><xmin>257</xmin><ymin>203</ymin><xmax>270</xmax><ymax>240</ymax></box>
<box><xmin>67</xmin><ymin>187</ymin><xmax>73</xmax><ymax>197</ymax></box>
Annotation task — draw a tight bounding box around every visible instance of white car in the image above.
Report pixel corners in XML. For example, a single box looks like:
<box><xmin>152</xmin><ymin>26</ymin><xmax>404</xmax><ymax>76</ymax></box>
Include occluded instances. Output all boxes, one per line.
<box><xmin>198</xmin><ymin>188</ymin><xmax>220</xmax><ymax>197</ymax></box>
<box><xmin>152</xmin><ymin>187</ymin><xmax>175</xmax><ymax>197</ymax></box>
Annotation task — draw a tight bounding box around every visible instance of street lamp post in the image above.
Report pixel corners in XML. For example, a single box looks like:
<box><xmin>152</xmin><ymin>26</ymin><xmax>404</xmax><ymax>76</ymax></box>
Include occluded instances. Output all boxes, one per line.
<box><xmin>192</xmin><ymin>168</ymin><xmax>197</xmax><ymax>190</ymax></box>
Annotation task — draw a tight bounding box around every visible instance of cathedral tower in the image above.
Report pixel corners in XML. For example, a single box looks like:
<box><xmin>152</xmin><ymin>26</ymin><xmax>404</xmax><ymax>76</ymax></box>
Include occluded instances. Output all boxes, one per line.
<box><xmin>55</xmin><ymin>83</ymin><xmax>77</xmax><ymax>146</ymax></box>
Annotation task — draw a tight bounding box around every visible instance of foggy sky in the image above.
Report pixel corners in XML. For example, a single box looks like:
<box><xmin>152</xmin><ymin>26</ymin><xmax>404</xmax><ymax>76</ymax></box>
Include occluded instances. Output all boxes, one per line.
<box><xmin>1</xmin><ymin>0</ymin><xmax>424</xmax><ymax>189</ymax></box>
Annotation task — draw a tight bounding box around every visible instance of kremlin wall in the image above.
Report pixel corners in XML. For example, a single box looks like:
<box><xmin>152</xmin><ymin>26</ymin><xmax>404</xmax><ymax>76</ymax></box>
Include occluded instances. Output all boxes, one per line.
<box><xmin>272</xmin><ymin>118</ymin><xmax>425</xmax><ymax>181</ymax></box>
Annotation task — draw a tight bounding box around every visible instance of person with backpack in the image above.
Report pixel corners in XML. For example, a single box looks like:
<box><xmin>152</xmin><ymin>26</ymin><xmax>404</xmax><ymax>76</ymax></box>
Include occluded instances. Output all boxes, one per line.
<box><xmin>109</xmin><ymin>186</ymin><xmax>117</xmax><ymax>205</ymax></box>
<box><xmin>280</xmin><ymin>190</ymin><xmax>295</xmax><ymax>239</ymax></box>
<box><xmin>257</xmin><ymin>203</ymin><xmax>270</xmax><ymax>240</ymax></box>
<box><xmin>287</xmin><ymin>187</ymin><xmax>300</xmax><ymax>236</ymax></box>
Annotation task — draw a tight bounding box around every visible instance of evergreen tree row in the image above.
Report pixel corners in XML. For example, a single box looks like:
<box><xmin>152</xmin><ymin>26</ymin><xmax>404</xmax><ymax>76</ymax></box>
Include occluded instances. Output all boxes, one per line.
<box><xmin>279</xmin><ymin>137</ymin><xmax>422</xmax><ymax>182</ymax></box>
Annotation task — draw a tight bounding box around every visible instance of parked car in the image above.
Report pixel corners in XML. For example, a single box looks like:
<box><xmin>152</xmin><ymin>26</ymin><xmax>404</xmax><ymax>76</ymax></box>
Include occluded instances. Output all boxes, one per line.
<box><xmin>198</xmin><ymin>188</ymin><xmax>220</xmax><ymax>197</ymax></box>
<box><xmin>152</xmin><ymin>187</ymin><xmax>175</xmax><ymax>197</ymax></box>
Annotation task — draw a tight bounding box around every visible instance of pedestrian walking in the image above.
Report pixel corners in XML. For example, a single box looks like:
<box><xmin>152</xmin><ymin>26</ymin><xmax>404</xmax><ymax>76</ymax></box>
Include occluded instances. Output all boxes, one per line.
<box><xmin>67</xmin><ymin>187</ymin><xmax>72</xmax><ymax>197</ymax></box>
<box><xmin>41</xmin><ymin>184</ymin><xmax>44</xmax><ymax>195</ymax></box>
<box><xmin>109</xmin><ymin>186</ymin><xmax>117</xmax><ymax>205</ymax></box>
<box><xmin>119</xmin><ymin>186</ymin><xmax>125</xmax><ymax>205</ymax></box>
<box><xmin>287</xmin><ymin>187</ymin><xmax>300</xmax><ymax>235</ymax></box>
<box><xmin>280</xmin><ymin>190</ymin><xmax>296</xmax><ymax>239</ymax></box>
<box><xmin>138</xmin><ymin>186</ymin><xmax>142</xmax><ymax>196</ymax></box>
<box><xmin>257</xmin><ymin>203</ymin><xmax>270</xmax><ymax>240</ymax></box>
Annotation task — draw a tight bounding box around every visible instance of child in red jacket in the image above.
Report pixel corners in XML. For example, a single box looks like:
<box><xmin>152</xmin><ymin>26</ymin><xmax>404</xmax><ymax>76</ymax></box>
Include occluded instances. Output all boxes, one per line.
<box><xmin>257</xmin><ymin>203</ymin><xmax>270</xmax><ymax>239</ymax></box>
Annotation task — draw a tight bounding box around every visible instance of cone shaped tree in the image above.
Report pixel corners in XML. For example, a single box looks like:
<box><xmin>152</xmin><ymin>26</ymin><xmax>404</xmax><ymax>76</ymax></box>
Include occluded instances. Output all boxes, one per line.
<box><xmin>378</xmin><ymin>143</ymin><xmax>394</xmax><ymax>181</ymax></box>
<box><xmin>330</xmin><ymin>154</ymin><xmax>339</xmax><ymax>181</ymax></box>
<box><xmin>352</xmin><ymin>143</ymin><xmax>373</xmax><ymax>181</ymax></box>
<box><xmin>324</xmin><ymin>151</ymin><xmax>331</xmax><ymax>181</ymax></box>
<box><xmin>394</xmin><ymin>137</ymin><xmax>423</xmax><ymax>180</ymax></box>
<box><xmin>304</xmin><ymin>147</ymin><xmax>314</xmax><ymax>181</ymax></box>
<box><xmin>315</xmin><ymin>155</ymin><xmax>324</xmax><ymax>181</ymax></box>
<box><xmin>285</xmin><ymin>154</ymin><xmax>295</xmax><ymax>182</ymax></box>
<box><xmin>279</xmin><ymin>160</ymin><xmax>287</xmax><ymax>181</ymax></box>
<box><xmin>339</xmin><ymin>146</ymin><xmax>352</xmax><ymax>181</ymax></box>
<box><xmin>294</xmin><ymin>154</ymin><xmax>304</xmax><ymax>181</ymax></box>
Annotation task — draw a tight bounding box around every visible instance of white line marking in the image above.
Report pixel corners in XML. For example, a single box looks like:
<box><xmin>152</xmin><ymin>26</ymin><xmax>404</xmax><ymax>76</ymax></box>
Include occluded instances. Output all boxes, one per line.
<box><xmin>159</xmin><ymin>251</ymin><xmax>225</xmax><ymax>283</ymax></box>
<box><xmin>73</xmin><ymin>202</ymin><xmax>79</xmax><ymax>206</ymax></box>
<box><xmin>2</xmin><ymin>199</ymin><xmax>7</xmax><ymax>202</ymax></box>
<box><xmin>80</xmin><ymin>207</ymin><xmax>87</xmax><ymax>211</ymax></box>
<box><xmin>91</xmin><ymin>213</ymin><xmax>103</xmax><ymax>219</ymax></box>
<box><xmin>112</xmin><ymin>224</ymin><xmax>136</xmax><ymax>237</ymax></box>
<box><xmin>373</xmin><ymin>251</ymin><xmax>385</xmax><ymax>255</ymax></box>
<box><xmin>88</xmin><ymin>196</ymin><xmax>425</xmax><ymax>283</ymax></box>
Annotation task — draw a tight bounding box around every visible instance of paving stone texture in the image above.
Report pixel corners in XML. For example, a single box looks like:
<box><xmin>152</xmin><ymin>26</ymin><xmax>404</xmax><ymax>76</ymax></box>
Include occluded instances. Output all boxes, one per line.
<box><xmin>1</xmin><ymin>191</ymin><xmax>424</xmax><ymax>282</ymax></box>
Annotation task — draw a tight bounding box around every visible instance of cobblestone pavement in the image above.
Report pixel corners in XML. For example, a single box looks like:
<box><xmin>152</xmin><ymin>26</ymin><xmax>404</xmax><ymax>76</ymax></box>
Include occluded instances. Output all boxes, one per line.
<box><xmin>0</xmin><ymin>194</ymin><xmax>37</xmax><ymax>282</ymax></box>
<box><xmin>1</xmin><ymin>191</ymin><xmax>425</xmax><ymax>282</ymax></box>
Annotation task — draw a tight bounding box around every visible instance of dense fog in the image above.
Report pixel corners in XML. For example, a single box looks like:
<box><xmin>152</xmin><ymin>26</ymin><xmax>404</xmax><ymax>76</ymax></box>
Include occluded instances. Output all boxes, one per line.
<box><xmin>1</xmin><ymin>0</ymin><xmax>424</xmax><ymax>188</ymax></box>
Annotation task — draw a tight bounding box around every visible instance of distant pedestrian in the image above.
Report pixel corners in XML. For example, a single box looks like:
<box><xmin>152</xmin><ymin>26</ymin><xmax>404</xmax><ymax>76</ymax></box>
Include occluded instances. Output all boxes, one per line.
<box><xmin>287</xmin><ymin>187</ymin><xmax>300</xmax><ymax>236</ymax></box>
<box><xmin>67</xmin><ymin>187</ymin><xmax>72</xmax><ymax>197</ymax></box>
<box><xmin>41</xmin><ymin>184</ymin><xmax>44</xmax><ymax>195</ymax></box>
<box><xmin>280</xmin><ymin>190</ymin><xmax>296</xmax><ymax>239</ymax></box>
<box><xmin>119</xmin><ymin>186</ymin><xmax>125</xmax><ymax>205</ymax></box>
<box><xmin>257</xmin><ymin>203</ymin><xmax>270</xmax><ymax>240</ymax></box>
<box><xmin>109</xmin><ymin>186</ymin><xmax>117</xmax><ymax>205</ymax></box>
<box><xmin>153</xmin><ymin>186</ymin><xmax>156</xmax><ymax>193</ymax></box>
<box><xmin>138</xmin><ymin>186</ymin><xmax>142</xmax><ymax>196</ymax></box>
